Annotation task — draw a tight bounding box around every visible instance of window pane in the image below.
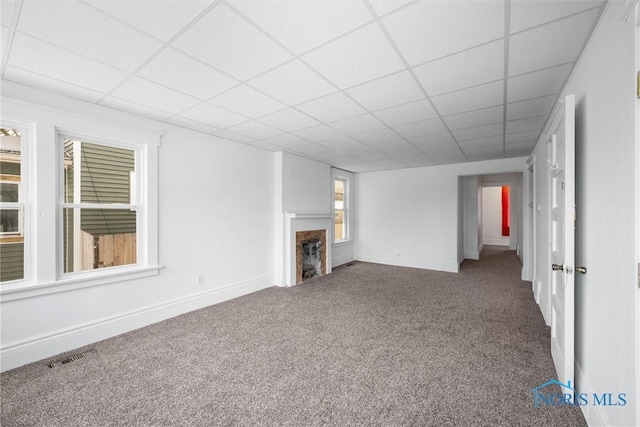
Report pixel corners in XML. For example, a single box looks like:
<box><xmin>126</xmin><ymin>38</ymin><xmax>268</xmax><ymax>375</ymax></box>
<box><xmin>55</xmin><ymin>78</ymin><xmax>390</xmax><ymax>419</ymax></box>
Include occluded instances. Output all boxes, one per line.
<box><xmin>335</xmin><ymin>210</ymin><xmax>345</xmax><ymax>240</ymax></box>
<box><xmin>63</xmin><ymin>208</ymin><xmax>137</xmax><ymax>273</ymax></box>
<box><xmin>64</xmin><ymin>140</ymin><xmax>135</xmax><ymax>204</ymax></box>
<box><xmin>0</xmin><ymin>128</ymin><xmax>24</xmax><ymax>282</ymax></box>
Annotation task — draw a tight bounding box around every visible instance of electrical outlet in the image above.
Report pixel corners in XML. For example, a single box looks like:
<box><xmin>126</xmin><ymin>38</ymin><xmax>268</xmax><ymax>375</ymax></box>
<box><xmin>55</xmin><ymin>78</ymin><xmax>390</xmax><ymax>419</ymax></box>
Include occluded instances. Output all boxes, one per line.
<box><xmin>196</xmin><ymin>275</ymin><xmax>203</xmax><ymax>286</ymax></box>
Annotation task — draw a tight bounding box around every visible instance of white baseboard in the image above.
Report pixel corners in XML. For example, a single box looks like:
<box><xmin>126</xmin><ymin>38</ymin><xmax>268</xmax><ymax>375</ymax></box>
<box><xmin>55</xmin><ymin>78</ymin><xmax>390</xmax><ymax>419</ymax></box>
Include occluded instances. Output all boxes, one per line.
<box><xmin>482</xmin><ymin>238</ymin><xmax>510</xmax><ymax>246</ymax></box>
<box><xmin>0</xmin><ymin>275</ymin><xmax>274</xmax><ymax>372</ymax></box>
<box><xmin>356</xmin><ymin>254</ymin><xmax>459</xmax><ymax>273</ymax></box>
<box><xmin>332</xmin><ymin>253</ymin><xmax>355</xmax><ymax>268</ymax></box>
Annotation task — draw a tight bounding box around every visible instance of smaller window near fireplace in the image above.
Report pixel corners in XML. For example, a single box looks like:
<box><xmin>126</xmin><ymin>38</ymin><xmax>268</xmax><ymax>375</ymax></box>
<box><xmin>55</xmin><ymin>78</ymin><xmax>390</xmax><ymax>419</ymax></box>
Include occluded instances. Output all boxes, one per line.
<box><xmin>301</xmin><ymin>239</ymin><xmax>322</xmax><ymax>281</ymax></box>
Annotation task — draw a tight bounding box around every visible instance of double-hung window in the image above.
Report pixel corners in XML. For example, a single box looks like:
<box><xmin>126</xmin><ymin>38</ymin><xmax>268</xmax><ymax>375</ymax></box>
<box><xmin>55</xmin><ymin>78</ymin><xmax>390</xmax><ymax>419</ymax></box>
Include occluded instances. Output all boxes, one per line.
<box><xmin>60</xmin><ymin>135</ymin><xmax>140</xmax><ymax>275</ymax></box>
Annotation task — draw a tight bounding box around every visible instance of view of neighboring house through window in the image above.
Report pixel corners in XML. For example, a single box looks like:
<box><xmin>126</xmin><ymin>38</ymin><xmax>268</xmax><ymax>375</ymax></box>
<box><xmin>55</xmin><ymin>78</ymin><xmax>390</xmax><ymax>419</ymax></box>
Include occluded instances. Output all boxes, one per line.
<box><xmin>334</xmin><ymin>178</ymin><xmax>346</xmax><ymax>241</ymax></box>
<box><xmin>0</xmin><ymin>128</ymin><xmax>24</xmax><ymax>282</ymax></box>
<box><xmin>62</xmin><ymin>138</ymin><xmax>137</xmax><ymax>273</ymax></box>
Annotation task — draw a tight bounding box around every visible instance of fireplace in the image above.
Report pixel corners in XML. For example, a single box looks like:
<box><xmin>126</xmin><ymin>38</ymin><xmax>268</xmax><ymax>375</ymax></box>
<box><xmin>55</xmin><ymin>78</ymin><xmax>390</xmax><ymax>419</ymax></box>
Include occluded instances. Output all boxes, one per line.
<box><xmin>296</xmin><ymin>229</ymin><xmax>327</xmax><ymax>283</ymax></box>
<box><xmin>280</xmin><ymin>212</ymin><xmax>333</xmax><ymax>287</ymax></box>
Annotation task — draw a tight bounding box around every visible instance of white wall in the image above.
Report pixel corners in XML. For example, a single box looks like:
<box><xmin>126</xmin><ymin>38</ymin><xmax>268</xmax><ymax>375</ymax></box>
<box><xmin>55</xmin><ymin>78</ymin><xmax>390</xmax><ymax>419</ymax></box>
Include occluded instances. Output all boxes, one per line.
<box><xmin>481</xmin><ymin>186</ymin><xmax>509</xmax><ymax>247</ymax></box>
<box><xmin>462</xmin><ymin>175</ymin><xmax>481</xmax><ymax>260</ymax></box>
<box><xmin>531</xmin><ymin>3</ymin><xmax>638</xmax><ymax>425</ymax></box>
<box><xmin>0</xmin><ymin>83</ymin><xmax>276</xmax><ymax>371</ymax></box>
<box><xmin>356</xmin><ymin>157</ymin><xmax>526</xmax><ymax>273</ymax></box>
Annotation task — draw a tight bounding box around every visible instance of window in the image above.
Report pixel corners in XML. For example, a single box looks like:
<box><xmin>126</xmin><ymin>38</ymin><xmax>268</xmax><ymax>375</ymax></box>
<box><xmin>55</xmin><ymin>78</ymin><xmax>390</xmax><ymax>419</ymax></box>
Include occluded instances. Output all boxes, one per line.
<box><xmin>334</xmin><ymin>178</ymin><xmax>347</xmax><ymax>241</ymax></box>
<box><xmin>0</xmin><ymin>128</ymin><xmax>25</xmax><ymax>282</ymax></box>
<box><xmin>60</xmin><ymin>136</ymin><xmax>139</xmax><ymax>275</ymax></box>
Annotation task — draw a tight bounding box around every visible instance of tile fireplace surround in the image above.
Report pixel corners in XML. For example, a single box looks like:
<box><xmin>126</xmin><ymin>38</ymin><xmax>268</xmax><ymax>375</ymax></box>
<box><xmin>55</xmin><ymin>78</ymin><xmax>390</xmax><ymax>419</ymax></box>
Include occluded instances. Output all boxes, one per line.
<box><xmin>283</xmin><ymin>212</ymin><xmax>333</xmax><ymax>286</ymax></box>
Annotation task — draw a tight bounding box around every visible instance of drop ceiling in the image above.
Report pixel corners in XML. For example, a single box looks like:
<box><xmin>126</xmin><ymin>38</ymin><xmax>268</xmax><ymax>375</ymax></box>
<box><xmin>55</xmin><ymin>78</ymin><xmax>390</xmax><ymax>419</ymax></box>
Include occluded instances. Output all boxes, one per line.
<box><xmin>1</xmin><ymin>0</ymin><xmax>605</xmax><ymax>172</ymax></box>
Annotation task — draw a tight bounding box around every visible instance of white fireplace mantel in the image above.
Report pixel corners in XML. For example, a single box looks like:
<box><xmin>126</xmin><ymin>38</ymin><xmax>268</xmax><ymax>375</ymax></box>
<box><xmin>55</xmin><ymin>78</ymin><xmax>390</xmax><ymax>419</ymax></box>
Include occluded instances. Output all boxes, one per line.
<box><xmin>282</xmin><ymin>212</ymin><xmax>334</xmax><ymax>287</ymax></box>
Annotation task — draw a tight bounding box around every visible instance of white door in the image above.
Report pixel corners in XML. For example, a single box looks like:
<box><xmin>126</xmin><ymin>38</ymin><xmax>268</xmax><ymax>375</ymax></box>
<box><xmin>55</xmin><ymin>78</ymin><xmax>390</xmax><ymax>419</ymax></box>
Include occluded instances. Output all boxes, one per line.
<box><xmin>548</xmin><ymin>94</ymin><xmax>576</xmax><ymax>386</ymax></box>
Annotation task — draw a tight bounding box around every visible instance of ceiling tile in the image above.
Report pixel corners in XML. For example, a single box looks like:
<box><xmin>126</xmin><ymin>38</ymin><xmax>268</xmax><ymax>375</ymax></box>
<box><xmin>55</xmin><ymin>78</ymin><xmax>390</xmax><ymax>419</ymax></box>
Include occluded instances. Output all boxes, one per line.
<box><xmin>383</xmin><ymin>1</ymin><xmax>505</xmax><ymax>66</ymax></box>
<box><xmin>464</xmin><ymin>144</ymin><xmax>505</xmax><ymax>157</ymax></box>
<box><xmin>317</xmin><ymin>136</ymin><xmax>365</xmax><ymax>150</ymax></box>
<box><xmin>506</xmin><ymin>130</ymin><xmax>541</xmax><ymax>144</ymax></box>
<box><xmin>443</xmin><ymin>105</ymin><xmax>504</xmax><ymax>131</ymax></box>
<box><xmin>374</xmin><ymin>99</ymin><xmax>438</xmax><ymax>127</ymax></box>
<box><xmin>429</xmin><ymin>151</ymin><xmax>468</xmax><ymax>164</ymax></box>
<box><xmin>293</xmin><ymin>125</ymin><xmax>345</xmax><ymax>143</ymax></box>
<box><xmin>231</xmin><ymin>1</ymin><xmax>372</xmax><ymax>55</ymax></box>
<box><xmin>261</xmin><ymin>133</ymin><xmax>309</xmax><ymax>149</ymax></box>
<box><xmin>417</xmin><ymin>141</ymin><xmax>461</xmax><ymax>154</ymax></box>
<box><xmin>387</xmin><ymin>146</ymin><xmax>427</xmax><ymax>160</ymax></box>
<box><xmin>1</xmin><ymin>1</ymin><xmax>16</xmax><ymax>27</ymax></box>
<box><xmin>290</xmin><ymin>144</ymin><xmax>332</xmax><ymax>155</ymax></box>
<box><xmin>172</xmin><ymin>3</ymin><xmax>292</xmax><ymax>81</ymax></box>
<box><xmin>85</xmin><ymin>0</ymin><xmax>210</xmax><ymax>41</ymax></box>
<box><xmin>258</xmin><ymin>108</ymin><xmax>320</xmax><ymax>133</ymax></box>
<box><xmin>509</xmin><ymin>8</ymin><xmax>600</xmax><ymax>76</ymax></box>
<box><xmin>209</xmin><ymin>85</ymin><xmax>286</xmax><ymax>119</ymax></box>
<box><xmin>368</xmin><ymin>139</ymin><xmax>415</xmax><ymax>153</ymax></box>
<box><xmin>137</xmin><ymin>48</ymin><xmax>238</xmax><ymax>100</ymax></box>
<box><xmin>7</xmin><ymin>33</ymin><xmax>128</xmax><ymax>93</ymax></box>
<box><xmin>248</xmin><ymin>60</ymin><xmax>337</xmax><ymax>106</ymax></box>
<box><xmin>507</xmin><ymin>64</ymin><xmax>572</xmax><ymax>102</ymax></box>
<box><xmin>302</xmin><ymin>23</ymin><xmax>405</xmax><ymax>89</ymax></box>
<box><xmin>413</xmin><ymin>40</ymin><xmax>504</xmax><ymax>96</ymax></box>
<box><xmin>431</xmin><ymin>80</ymin><xmax>504</xmax><ymax>116</ymax></box>
<box><xmin>297</xmin><ymin>92</ymin><xmax>366</xmax><ymax>123</ymax></box>
<box><xmin>99</xmin><ymin>96</ymin><xmax>173</xmax><ymax>121</ymax></box>
<box><xmin>227</xmin><ymin>120</ymin><xmax>284</xmax><ymax>140</ymax></box>
<box><xmin>394</xmin><ymin>118</ymin><xmax>447</xmax><ymax>139</ymax></box>
<box><xmin>458</xmin><ymin>135</ymin><xmax>503</xmax><ymax>149</ymax></box>
<box><xmin>330</xmin><ymin>113</ymin><xmax>387</xmax><ymax>135</ymax></box>
<box><xmin>110</xmin><ymin>76</ymin><xmax>200</xmax><ymax>114</ymax></box>
<box><xmin>510</xmin><ymin>1</ymin><xmax>603</xmax><ymax>34</ymax></box>
<box><xmin>506</xmin><ymin>95</ymin><xmax>556</xmax><ymax>121</ymax></box>
<box><xmin>345</xmin><ymin>71</ymin><xmax>424</xmax><ymax>111</ymax></box>
<box><xmin>211</xmin><ymin>129</ymin><xmax>256</xmax><ymax>144</ymax></box>
<box><xmin>505</xmin><ymin>116</ymin><xmax>547</xmax><ymax>134</ymax></box>
<box><xmin>179</xmin><ymin>102</ymin><xmax>248</xmax><ymax>129</ymax></box>
<box><xmin>17</xmin><ymin>0</ymin><xmax>161</xmax><ymax>72</ymax></box>
<box><xmin>453</xmin><ymin>123</ymin><xmax>503</xmax><ymax>141</ymax></box>
<box><xmin>166</xmin><ymin>116</ymin><xmax>221</xmax><ymax>134</ymax></box>
<box><xmin>354</xmin><ymin>128</ymin><xmax>402</xmax><ymax>145</ymax></box>
<box><xmin>369</xmin><ymin>0</ymin><xmax>412</xmax><ymax>17</ymax></box>
<box><xmin>408</xmin><ymin>132</ymin><xmax>456</xmax><ymax>149</ymax></box>
<box><xmin>4</xmin><ymin>65</ymin><xmax>104</xmax><ymax>103</ymax></box>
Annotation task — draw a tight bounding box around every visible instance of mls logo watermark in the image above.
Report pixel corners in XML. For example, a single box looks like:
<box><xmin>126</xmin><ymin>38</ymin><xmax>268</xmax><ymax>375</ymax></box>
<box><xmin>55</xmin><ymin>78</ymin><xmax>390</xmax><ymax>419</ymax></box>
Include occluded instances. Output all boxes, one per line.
<box><xmin>529</xmin><ymin>379</ymin><xmax>627</xmax><ymax>409</ymax></box>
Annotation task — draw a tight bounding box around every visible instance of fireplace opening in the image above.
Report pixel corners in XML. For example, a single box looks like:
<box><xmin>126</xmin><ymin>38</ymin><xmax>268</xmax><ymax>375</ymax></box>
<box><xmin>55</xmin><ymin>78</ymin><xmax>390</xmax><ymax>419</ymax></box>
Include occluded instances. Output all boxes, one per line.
<box><xmin>301</xmin><ymin>239</ymin><xmax>322</xmax><ymax>281</ymax></box>
<box><xmin>295</xmin><ymin>229</ymin><xmax>327</xmax><ymax>284</ymax></box>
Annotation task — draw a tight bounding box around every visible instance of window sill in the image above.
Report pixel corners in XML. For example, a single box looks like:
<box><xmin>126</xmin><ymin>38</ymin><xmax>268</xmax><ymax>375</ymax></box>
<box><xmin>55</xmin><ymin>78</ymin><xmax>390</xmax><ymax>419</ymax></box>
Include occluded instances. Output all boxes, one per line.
<box><xmin>332</xmin><ymin>239</ymin><xmax>352</xmax><ymax>247</ymax></box>
<box><xmin>0</xmin><ymin>265</ymin><xmax>163</xmax><ymax>302</ymax></box>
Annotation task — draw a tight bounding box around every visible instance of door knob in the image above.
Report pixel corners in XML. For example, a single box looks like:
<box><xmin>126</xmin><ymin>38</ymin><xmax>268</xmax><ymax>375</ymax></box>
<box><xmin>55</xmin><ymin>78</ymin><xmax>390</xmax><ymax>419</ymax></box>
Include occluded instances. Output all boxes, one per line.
<box><xmin>552</xmin><ymin>264</ymin><xmax>564</xmax><ymax>271</ymax></box>
<box><xmin>575</xmin><ymin>266</ymin><xmax>587</xmax><ymax>274</ymax></box>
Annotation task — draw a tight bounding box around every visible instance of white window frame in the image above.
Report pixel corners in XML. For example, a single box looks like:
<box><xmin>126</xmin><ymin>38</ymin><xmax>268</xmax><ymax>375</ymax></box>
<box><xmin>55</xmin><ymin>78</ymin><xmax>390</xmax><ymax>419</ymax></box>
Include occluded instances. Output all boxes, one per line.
<box><xmin>0</xmin><ymin>121</ymin><xmax>31</xmax><ymax>284</ymax></box>
<box><xmin>57</xmin><ymin>132</ymin><xmax>142</xmax><ymax>278</ymax></box>
<box><xmin>333</xmin><ymin>176</ymin><xmax>348</xmax><ymax>243</ymax></box>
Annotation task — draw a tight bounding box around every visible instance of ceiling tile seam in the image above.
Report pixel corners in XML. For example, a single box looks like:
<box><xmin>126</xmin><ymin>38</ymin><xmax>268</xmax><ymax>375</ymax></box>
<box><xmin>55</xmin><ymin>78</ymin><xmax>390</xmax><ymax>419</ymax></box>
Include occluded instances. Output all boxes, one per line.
<box><xmin>502</xmin><ymin>0</ymin><xmax>511</xmax><ymax>158</ymax></box>
<box><xmin>1</xmin><ymin>0</ymin><xmax>23</xmax><ymax>79</ymax></box>
<box><xmin>79</xmin><ymin>0</ymin><xmax>178</xmax><ymax>45</ymax></box>
<box><xmin>95</xmin><ymin>0</ymin><xmax>223</xmax><ymax>104</ymax></box>
<box><xmin>525</xmin><ymin>2</ymin><xmax>606</xmax><ymax>156</ymax></box>
<box><xmin>507</xmin><ymin>61</ymin><xmax>576</xmax><ymax>80</ymax></box>
<box><xmin>509</xmin><ymin>4</ymin><xmax>606</xmax><ymax>37</ymax></box>
<box><xmin>429</xmin><ymin>77</ymin><xmax>505</xmax><ymax>99</ymax></box>
<box><xmin>407</xmin><ymin>35</ymin><xmax>506</xmax><ymax>71</ymax></box>
<box><xmin>361</xmin><ymin>0</ymin><xmax>465</xmax><ymax>162</ymax></box>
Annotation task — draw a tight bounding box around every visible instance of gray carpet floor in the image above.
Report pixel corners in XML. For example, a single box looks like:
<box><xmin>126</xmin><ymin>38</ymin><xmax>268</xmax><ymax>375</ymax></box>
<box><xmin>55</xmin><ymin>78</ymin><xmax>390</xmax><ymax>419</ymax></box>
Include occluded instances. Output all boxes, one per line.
<box><xmin>1</xmin><ymin>246</ymin><xmax>586</xmax><ymax>426</ymax></box>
